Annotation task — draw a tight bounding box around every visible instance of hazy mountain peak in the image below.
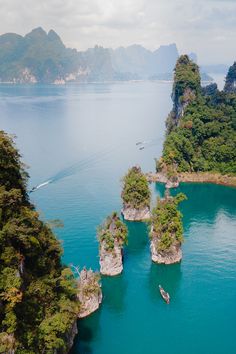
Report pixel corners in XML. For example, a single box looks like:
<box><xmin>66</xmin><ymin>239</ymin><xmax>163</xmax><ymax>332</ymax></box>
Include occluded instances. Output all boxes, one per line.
<box><xmin>48</xmin><ymin>29</ymin><xmax>63</xmax><ymax>43</ymax></box>
<box><xmin>24</xmin><ymin>27</ymin><xmax>47</xmax><ymax>40</ymax></box>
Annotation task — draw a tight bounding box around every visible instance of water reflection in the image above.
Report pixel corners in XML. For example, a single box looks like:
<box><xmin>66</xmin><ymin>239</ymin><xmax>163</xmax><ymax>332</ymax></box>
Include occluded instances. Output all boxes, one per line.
<box><xmin>125</xmin><ymin>221</ymin><xmax>149</xmax><ymax>255</ymax></box>
<box><xmin>71</xmin><ymin>310</ymin><xmax>101</xmax><ymax>354</ymax></box>
<box><xmin>101</xmin><ymin>274</ymin><xmax>128</xmax><ymax>314</ymax></box>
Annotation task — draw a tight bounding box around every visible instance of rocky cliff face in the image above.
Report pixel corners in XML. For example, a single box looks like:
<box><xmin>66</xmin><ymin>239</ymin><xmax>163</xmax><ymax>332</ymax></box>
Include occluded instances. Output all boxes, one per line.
<box><xmin>224</xmin><ymin>62</ymin><xmax>236</xmax><ymax>93</ymax></box>
<box><xmin>77</xmin><ymin>268</ymin><xmax>102</xmax><ymax>318</ymax></box>
<box><xmin>98</xmin><ymin>213</ymin><xmax>127</xmax><ymax>276</ymax></box>
<box><xmin>166</xmin><ymin>55</ymin><xmax>200</xmax><ymax>133</ymax></box>
<box><xmin>63</xmin><ymin>321</ymin><xmax>78</xmax><ymax>354</ymax></box>
<box><xmin>173</xmin><ymin>87</ymin><xmax>196</xmax><ymax>121</ymax></box>
<box><xmin>150</xmin><ymin>237</ymin><xmax>182</xmax><ymax>264</ymax></box>
<box><xmin>121</xmin><ymin>205</ymin><xmax>151</xmax><ymax>221</ymax></box>
<box><xmin>99</xmin><ymin>241</ymin><xmax>123</xmax><ymax>276</ymax></box>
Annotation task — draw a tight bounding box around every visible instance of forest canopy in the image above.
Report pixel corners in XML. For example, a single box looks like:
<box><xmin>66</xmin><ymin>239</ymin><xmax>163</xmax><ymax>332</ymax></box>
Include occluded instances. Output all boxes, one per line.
<box><xmin>121</xmin><ymin>166</ymin><xmax>151</xmax><ymax>209</ymax></box>
<box><xmin>159</xmin><ymin>56</ymin><xmax>236</xmax><ymax>175</ymax></box>
<box><xmin>150</xmin><ymin>193</ymin><xmax>186</xmax><ymax>252</ymax></box>
<box><xmin>0</xmin><ymin>130</ymin><xmax>78</xmax><ymax>353</ymax></box>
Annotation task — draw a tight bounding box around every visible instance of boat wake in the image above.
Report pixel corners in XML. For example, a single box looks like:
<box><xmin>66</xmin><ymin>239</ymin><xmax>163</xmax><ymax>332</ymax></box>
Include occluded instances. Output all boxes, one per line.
<box><xmin>136</xmin><ymin>137</ymin><xmax>163</xmax><ymax>150</ymax></box>
<box><xmin>30</xmin><ymin>148</ymin><xmax>112</xmax><ymax>193</ymax></box>
<box><xmin>30</xmin><ymin>179</ymin><xmax>53</xmax><ymax>192</ymax></box>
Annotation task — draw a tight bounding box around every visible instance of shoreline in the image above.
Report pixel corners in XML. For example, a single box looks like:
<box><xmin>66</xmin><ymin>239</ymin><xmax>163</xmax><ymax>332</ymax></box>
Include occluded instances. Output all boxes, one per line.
<box><xmin>147</xmin><ymin>172</ymin><xmax>236</xmax><ymax>188</ymax></box>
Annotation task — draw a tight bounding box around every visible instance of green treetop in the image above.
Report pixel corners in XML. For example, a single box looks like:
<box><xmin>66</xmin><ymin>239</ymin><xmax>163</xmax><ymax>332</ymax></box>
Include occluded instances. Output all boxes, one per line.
<box><xmin>150</xmin><ymin>193</ymin><xmax>186</xmax><ymax>252</ymax></box>
<box><xmin>98</xmin><ymin>212</ymin><xmax>128</xmax><ymax>252</ymax></box>
<box><xmin>172</xmin><ymin>55</ymin><xmax>201</xmax><ymax>103</ymax></box>
<box><xmin>121</xmin><ymin>166</ymin><xmax>151</xmax><ymax>209</ymax></box>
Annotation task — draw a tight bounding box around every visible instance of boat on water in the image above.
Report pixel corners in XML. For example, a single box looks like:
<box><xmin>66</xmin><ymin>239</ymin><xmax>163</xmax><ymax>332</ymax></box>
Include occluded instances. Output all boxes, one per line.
<box><xmin>29</xmin><ymin>180</ymin><xmax>52</xmax><ymax>193</ymax></box>
<box><xmin>136</xmin><ymin>141</ymin><xmax>143</xmax><ymax>145</ymax></box>
<box><xmin>159</xmin><ymin>285</ymin><xmax>170</xmax><ymax>304</ymax></box>
<box><xmin>139</xmin><ymin>146</ymin><xmax>144</xmax><ymax>150</ymax></box>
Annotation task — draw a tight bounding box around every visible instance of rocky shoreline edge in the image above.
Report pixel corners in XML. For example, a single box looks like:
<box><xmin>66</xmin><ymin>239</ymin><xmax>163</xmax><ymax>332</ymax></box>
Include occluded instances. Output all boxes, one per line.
<box><xmin>146</xmin><ymin>172</ymin><xmax>236</xmax><ymax>188</ymax></box>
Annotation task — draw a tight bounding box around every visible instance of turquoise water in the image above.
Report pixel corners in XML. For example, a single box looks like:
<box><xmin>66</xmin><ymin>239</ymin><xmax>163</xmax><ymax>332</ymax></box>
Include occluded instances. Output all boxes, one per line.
<box><xmin>0</xmin><ymin>83</ymin><xmax>236</xmax><ymax>354</ymax></box>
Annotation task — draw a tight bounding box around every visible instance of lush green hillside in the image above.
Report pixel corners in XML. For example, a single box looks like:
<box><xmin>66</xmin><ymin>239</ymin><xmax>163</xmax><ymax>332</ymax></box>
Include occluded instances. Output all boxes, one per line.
<box><xmin>158</xmin><ymin>55</ymin><xmax>236</xmax><ymax>175</ymax></box>
<box><xmin>0</xmin><ymin>131</ymin><xmax>78</xmax><ymax>353</ymax></box>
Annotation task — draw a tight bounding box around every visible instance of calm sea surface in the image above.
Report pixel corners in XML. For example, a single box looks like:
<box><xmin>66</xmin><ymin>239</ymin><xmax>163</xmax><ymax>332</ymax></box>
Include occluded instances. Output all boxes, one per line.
<box><xmin>0</xmin><ymin>82</ymin><xmax>235</xmax><ymax>354</ymax></box>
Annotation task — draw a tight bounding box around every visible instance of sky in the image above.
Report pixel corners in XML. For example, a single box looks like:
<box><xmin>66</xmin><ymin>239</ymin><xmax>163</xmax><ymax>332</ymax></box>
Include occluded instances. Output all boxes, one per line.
<box><xmin>0</xmin><ymin>0</ymin><xmax>235</xmax><ymax>64</ymax></box>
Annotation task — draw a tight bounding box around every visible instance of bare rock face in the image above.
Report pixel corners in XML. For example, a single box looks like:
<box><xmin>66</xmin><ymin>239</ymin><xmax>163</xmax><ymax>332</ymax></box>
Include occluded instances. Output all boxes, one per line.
<box><xmin>77</xmin><ymin>268</ymin><xmax>102</xmax><ymax>318</ymax></box>
<box><xmin>99</xmin><ymin>241</ymin><xmax>123</xmax><ymax>276</ymax></box>
<box><xmin>146</xmin><ymin>172</ymin><xmax>179</xmax><ymax>189</ymax></box>
<box><xmin>98</xmin><ymin>213</ymin><xmax>127</xmax><ymax>276</ymax></box>
<box><xmin>165</xmin><ymin>179</ymin><xmax>179</xmax><ymax>189</ymax></box>
<box><xmin>64</xmin><ymin>321</ymin><xmax>78</xmax><ymax>354</ymax></box>
<box><xmin>121</xmin><ymin>206</ymin><xmax>151</xmax><ymax>221</ymax></box>
<box><xmin>150</xmin><ymin>238</ymin><xmax>182</xmax><ymax>264</ymax></box>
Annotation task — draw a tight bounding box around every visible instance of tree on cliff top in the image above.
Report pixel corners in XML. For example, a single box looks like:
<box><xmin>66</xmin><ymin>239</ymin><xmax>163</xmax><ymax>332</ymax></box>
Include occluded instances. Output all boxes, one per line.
<box><xmin>121</xmin><ymin>166</ymin><xmax>151</xmax><ymax>209</ymax></box>
<box><xmin>0</xmin><ymin>130</ymin><xmax>78</xmax><ymax>353</ymax></box>
<box><xmin>172</xmin><ymin>54</ymin><xmax>201</xmax><ymax>104</ymax></box>
<box><xmin>150</xmin><ymin>193</ymin><xmax>186</xmax><ymax>252</ymax></box>
<box><xmin>98</xmin><ymin>212</ymin><xmax>128</xmax><ymax>252</ymax></box>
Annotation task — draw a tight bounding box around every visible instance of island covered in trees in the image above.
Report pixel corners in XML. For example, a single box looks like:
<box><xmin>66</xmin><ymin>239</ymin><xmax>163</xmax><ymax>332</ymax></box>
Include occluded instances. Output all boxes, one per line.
<box><xmin>150</xmin><ymin>192</ymin><xmax>186</xmax><ymax>264</ymax></box>
<box><xmin>149</xmin><ymin>56</ymin><xmax>236</xmax><ymax>187</ymax></box>
<box><xmin>121</xmin><ymin>166</ymin><xmax>151</xmax><ymax>220</ymax></box>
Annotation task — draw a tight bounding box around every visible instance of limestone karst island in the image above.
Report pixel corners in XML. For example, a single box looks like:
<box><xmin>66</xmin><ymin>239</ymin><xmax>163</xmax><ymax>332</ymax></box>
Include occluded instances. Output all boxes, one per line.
<box><xmin>0</xmin><ymin>2</ymin><xmax>236</xmax><ymax>354</ymax></box>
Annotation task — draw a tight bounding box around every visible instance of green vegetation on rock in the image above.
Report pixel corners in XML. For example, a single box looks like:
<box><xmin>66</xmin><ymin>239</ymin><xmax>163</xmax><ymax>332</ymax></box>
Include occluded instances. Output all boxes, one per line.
<box><xmin>159</xmin><ymin>55</ymin><xmax>236</xmax><ymax>174</ymax></box>
<box><xmin>150</xmin><ymin>193</ymin><xmax>186</xmax><ymax>251</ymax></box>
<box><xmin>121</xmin><ymin>166</ymin><xmax>151</xmax><ymax>209</ymax></box>
<box><xmin>98</xmin><ymin>212</ymin><xmax>128</xmax><ymax>252</ymax></box>
<box><xmin>172</xmin><ymin>55</ymin><xmax>201</xmax><ymax>101</ymax></box>
<box><xmin>224</xmin><ymin>62</ymin><xmax>236</xmax><ymax>93</ymax></box>
<box><xmin>0</xmin><ymin>131</ymin><xmax>78</xmax><ymax>353</ymax></box>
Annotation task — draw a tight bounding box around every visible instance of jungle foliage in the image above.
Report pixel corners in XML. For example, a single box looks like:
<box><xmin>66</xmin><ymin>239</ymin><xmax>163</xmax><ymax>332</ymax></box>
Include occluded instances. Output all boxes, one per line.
<box><xmin>0</xmin><ymin>131</ymin><xmax>78</xmax><ymax>353</ymax></box>
<box><xmin>150</xmin><ymin>193</ymin><xmax>186</xmax><ymax>252</ymax></box>
<box><xmin>98</xmin><ymin>212</ymin><xmax>128</xmax><ymax>252</ymax></box>
<box><xmin>121</xmin><ymin>166</ymin><xmax>151</xmax><ymax>209</ymax></box>
<box><xmin>159</xmin><ymin>56</ymin><xmax>236</xmax><ymax>174</ymax></box>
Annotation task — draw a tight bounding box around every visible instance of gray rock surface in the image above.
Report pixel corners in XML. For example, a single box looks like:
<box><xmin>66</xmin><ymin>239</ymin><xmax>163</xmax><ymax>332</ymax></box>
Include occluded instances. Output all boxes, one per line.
<box><xmin>121</xmin><ymin>206</ymin><xmax>151</xmax><ymax>221</ymax></box>
<box><xmin>77</xmin><ymin>268</ymin><xmax>102</xmax><ymax>318</ymax></box>
<box><xmin>150</xmin><ymin>238</ymin><xmax>182</xmax><ymax>264</ymax></box>
<box><xmin>99</xmin><ymin>241</ymin><xmax>123</xmax><ymax>276</ymax></box>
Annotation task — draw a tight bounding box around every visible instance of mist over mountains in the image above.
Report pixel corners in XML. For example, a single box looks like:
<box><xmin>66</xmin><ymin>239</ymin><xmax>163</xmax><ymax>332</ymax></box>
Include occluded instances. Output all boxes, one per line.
<box><xmin>0</xmin><ymin>27</ymin><xmax>213</xmax><ymax>84</ymax></box>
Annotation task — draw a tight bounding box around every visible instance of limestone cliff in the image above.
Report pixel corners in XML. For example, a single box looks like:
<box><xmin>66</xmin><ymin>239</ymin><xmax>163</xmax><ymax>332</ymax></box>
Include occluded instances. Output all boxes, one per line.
<box><xmin>224</xmin><ymin>62</ymin><xmax>236</xmax><ymax>93</ymax></box>
<box><xmin>98</xmin><ymin>212</ymin><xmax>128</xmax><ymax>276</ymax></box>
<box><xmin>121</xmin><ymin>206</ymin><xmax>151</xmax><ymax>221</ymax></box>
<box><xmin>166</xmin><ymin>55</ymin><xmax>200</xmax><ymax>133</ymax></box>
<box><xmin>150</xmin><ymin>236</ymin><xmax>182</xmax><ymax>264</ymax></box>
<box><xmin>77</xmin><ymin>268</ymin><xmax>102</xmax><ymax>318</ymax></box>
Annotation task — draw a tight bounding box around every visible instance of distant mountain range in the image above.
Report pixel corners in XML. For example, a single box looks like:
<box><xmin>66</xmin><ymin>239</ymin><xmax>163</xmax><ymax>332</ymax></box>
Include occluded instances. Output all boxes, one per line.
<box><xmin>0</xmin><ymin>27</ymin><xmax>214</xmax><ymax>84</ymax></box>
